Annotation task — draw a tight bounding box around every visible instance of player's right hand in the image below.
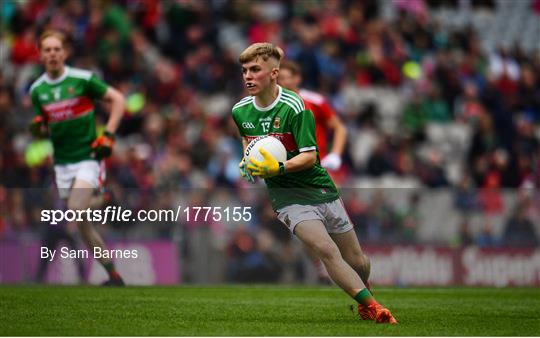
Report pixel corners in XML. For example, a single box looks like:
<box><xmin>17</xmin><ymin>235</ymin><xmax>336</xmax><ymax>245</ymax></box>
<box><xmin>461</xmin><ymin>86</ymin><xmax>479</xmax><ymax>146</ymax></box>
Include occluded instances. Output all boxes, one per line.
<box><xmin>321</xmin><ymin>152</ymin><xmax>342</xmax><ymax>171</ymax></box>
<box><xmin>29</xmin><ymin>115</ymin><xmax>48</xmax><ymax>138</ymax></box>
<box><xmin>239</xmin><ymin>157</ymin><xmax>255</xmax><ymax>183</ymax></box>
<box><xmin>91</xmin><ymin>131</ymin><xmax>115</xmax><ymax>160</ymax></box>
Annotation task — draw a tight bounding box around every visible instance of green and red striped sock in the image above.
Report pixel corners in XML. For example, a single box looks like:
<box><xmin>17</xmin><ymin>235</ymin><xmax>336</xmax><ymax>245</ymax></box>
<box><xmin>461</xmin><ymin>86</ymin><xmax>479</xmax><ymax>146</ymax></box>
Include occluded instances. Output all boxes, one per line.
<box><xmin>354</xmin><ymin>288</ymin><xmax>377</xmax><ymax>307</ymax></box>
<box><xmin>103</xmin><ymin>262</ymin><xmax>121</xmax><ymax>280</ymax></box>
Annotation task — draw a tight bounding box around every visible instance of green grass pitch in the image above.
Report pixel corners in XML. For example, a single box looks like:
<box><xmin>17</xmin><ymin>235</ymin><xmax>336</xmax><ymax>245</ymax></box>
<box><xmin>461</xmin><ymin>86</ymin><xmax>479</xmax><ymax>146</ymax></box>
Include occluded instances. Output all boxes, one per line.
<box><xmin>1</xmin><ymin>285</ymin><xmax>538</xmax><ymax>336</ymax></box>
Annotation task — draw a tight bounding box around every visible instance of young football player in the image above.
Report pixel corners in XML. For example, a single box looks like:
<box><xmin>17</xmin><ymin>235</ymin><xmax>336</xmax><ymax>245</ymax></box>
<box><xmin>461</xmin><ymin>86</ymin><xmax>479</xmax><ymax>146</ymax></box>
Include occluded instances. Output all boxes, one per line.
<box><xmin>278</xmin><ymin>60</ymin><xmax>347</xmax><ymax>171</ymax></box>
<box><xmin>232</xmin><ymin>42</ymin><xmax>397</xmax><ymax>324</ymax></box>
<box><xmin>29</xmin><ymin>30</ymin><xmax>125</xmax><ymax>286</ymax></box>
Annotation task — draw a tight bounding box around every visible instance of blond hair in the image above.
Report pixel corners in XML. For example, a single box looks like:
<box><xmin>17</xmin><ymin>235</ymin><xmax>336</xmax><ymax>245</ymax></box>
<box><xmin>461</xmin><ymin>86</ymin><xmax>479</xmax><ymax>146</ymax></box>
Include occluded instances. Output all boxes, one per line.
<box><xmin>38</xmin><ymin>30</ymin><xmax>67</xmax><ymax>49</ymax></box>
<box><xmin>238</xmin><ymin>42</ymin><xmax>284</xmax><ymax>65</ymax></box>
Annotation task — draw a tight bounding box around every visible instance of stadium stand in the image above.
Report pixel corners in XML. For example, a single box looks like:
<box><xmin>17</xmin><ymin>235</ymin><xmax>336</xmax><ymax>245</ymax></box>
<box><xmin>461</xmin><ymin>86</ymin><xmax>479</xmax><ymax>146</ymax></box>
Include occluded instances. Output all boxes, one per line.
<box><xmin>0</xmin><ymin>0</ymin><xmax>538</xmax><ymax>284</ymax></box>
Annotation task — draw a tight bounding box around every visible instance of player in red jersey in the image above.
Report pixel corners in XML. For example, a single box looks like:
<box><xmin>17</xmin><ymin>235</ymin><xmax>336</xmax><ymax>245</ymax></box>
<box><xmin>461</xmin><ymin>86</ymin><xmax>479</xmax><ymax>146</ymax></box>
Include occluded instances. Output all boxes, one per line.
<box><xmin>278</xmin><ymin>60</ymin><xmax>347</xmax><ymax>172</ymax></box>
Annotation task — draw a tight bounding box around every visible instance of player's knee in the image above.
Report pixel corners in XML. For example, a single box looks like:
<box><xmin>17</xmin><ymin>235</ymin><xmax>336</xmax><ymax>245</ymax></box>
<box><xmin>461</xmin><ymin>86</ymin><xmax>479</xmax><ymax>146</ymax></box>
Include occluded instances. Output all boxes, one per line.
<box><xmin>90</xmin><ymin>195</ymin><xmax>104</xmax><ymax>209</ymax></box>
<box><xmin>313</xmin><ymin>241</ymin><xmax>341</xmax><ymax>262</ymax></box>
<box><xmin>67</xmin><ymin>199</ymin><xmax>86</xmax><ymax>211</ymax></box>
<box><xmin>67</xmin><ymin>187</ymin><xmax>94</xmax><ymax>211</ymax></box>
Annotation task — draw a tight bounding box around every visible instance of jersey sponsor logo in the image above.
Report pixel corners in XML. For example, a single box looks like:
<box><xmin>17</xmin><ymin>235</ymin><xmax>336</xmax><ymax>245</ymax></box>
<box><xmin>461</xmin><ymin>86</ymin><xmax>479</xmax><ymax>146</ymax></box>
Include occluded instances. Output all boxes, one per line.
<box><xmin>43</xmin><ymin>97</ymin><xmax>94</xmax><ymax>123</ymax></box>
<box><xmin>267</xmin><ymin>132</ymin><xmax>296</xmax><ymax>151</ymax></box>
<box><xmin>244</xmin><ymin>135</ymin><xmax>267</xmax><ymax>159</ymax></box>
<box><xmin>245</xmin><ymin>132</ymin><xmax>297</xmax><ymax>152</ymax></box>
<box><xmin>242</xmin><ymin>122</ymin><xmax>255</xmax><ymax>129</ymax></box>
<box><xmin>39</xmin><ymin>94</ymin><xmax>49</xmax><ymax>100</ymax></box>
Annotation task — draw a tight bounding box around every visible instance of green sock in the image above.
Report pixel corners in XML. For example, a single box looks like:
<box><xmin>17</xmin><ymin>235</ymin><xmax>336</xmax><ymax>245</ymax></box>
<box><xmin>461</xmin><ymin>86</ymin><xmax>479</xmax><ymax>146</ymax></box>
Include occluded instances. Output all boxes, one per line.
<box><xmin>103</xmin><ymin>261</ymin><xmax>114</xmax><ymax>272</ymax></box>
<box><xmin>354</xmin><ymin>288</ymin><xmax>376</xmax><ymax>306</ymax></box>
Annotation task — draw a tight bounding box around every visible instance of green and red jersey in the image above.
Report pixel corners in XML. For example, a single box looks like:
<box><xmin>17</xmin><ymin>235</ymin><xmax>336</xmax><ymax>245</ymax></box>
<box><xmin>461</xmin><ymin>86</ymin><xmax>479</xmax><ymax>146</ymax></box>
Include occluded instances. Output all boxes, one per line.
<box><xmin>29</xmin><ymin>66</ymin><xmax>108</xmax><ymax>164</ymax></box>
<box><xmin>232</xmin><ymin>85</ymin><xmax>339</xmax><ymax>210</ymax></box>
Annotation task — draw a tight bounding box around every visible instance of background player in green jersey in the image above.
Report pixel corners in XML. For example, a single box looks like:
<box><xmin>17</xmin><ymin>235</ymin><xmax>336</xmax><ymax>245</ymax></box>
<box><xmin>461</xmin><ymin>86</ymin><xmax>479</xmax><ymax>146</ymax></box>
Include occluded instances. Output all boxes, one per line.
<box><xmin>232</xmin><ymin>43</ymin><xmax>397</xmax><ymax>324</ymax></box>
<box><xmin>29</xmin><ymin>30</ymin><xmax>125</xmax><ymax>286</ymax></box>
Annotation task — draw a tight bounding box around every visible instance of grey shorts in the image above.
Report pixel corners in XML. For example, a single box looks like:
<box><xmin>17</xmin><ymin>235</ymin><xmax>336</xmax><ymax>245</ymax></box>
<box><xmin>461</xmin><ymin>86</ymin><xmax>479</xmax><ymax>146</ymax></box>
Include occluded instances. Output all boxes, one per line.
<box><xmin>276</xmin><ymin>198</ymin><xmax>354</xmax><ymax>235</ymax></box>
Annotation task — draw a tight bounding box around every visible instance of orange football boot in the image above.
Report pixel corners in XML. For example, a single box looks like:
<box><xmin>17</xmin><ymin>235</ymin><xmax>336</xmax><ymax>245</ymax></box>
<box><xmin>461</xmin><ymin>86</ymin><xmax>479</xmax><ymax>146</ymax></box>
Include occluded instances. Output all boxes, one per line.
<box><xmin>370</xmin><ymin>303</ymin><xmax>398</xmax><ymax>324</ymax></box>
<box><xmin>357</xmin><ymin>304</ymin><xmax>375</xmax><ymax>320</ymax></box>
<box><xmin>358</xmin><ymin>303</ymin><xmax>397</xmax><ymax>324</ymax></box>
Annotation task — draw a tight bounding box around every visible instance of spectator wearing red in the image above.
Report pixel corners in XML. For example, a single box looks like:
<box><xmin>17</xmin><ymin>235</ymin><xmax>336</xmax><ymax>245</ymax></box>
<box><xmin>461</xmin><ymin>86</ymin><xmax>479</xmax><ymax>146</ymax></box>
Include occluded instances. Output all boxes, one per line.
<box><xmin>11</xmin><ymin>28</ymin><xmax>39</xmax><ymax>65</ymax></box>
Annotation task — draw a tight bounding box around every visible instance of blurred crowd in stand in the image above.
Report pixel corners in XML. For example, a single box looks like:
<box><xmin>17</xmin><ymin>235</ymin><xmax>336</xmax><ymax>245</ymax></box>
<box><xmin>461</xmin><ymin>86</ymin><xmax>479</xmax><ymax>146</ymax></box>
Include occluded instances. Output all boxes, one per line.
<box><xmin>0</xmin><ymin>0</ymin><xmax>539</xmax><ymax>282</ymax></box>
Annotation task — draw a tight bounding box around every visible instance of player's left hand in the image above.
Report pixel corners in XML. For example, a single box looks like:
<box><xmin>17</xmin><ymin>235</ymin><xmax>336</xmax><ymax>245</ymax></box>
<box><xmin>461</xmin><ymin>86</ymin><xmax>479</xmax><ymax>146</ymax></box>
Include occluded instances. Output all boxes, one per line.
<box><xmin>247</xmin><ymin>148</ymin><xmax>284</xmax><ymax>179</ymax></box>
<box><xmin>321</xmin><ymin>152</ymin><xmax>342</xmax><ymax>171</ymax></box>
<box><xmin>91</xmin><ymin>131</ymin><xmax>115</xmax><ymax>160</ymax></box>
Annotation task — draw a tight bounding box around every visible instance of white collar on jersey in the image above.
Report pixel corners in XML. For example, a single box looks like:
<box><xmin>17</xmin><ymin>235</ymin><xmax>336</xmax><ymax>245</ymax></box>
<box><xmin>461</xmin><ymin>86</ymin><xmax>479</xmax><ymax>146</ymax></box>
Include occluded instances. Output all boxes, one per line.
<box><xmin>44</xmin><ymin>66</ymin><xmax>70</xmax><ymax>85</ymax></box>
<box><xmin>252</xmin><ymin>85</ymin><xmax>282</xmax><ymax>112</ymax></box>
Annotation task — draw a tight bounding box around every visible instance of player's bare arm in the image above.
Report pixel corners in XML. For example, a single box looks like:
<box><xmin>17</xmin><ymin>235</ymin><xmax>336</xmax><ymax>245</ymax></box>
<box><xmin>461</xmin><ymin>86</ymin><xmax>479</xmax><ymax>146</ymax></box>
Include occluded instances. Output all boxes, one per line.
<box><xmin>283</xmin><ymin>150</ymin><xmax>317</xmax><ymax>173</ymax></box>
<box><xmin>91</xmin><ymin>87</ymin><xmax>124</xmax><ymax>161</ymax></box>
<box><xmin>327</xmin><ymin>115</ymin><xmax>347</xmax><ymax>157</ymax></box>
<box><xmin>102</xmin><ymin>87</ymin><xmax>125</xmax><ymax>134</ymax></box>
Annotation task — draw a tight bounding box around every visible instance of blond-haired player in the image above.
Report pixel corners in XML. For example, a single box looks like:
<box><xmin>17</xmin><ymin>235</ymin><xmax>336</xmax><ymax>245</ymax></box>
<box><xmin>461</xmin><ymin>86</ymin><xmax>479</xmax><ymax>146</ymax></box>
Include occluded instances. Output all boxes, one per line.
<box><xmin>231</xmin><ymin>42</ymin><xmax>397</xmax><ymax>324</ymax></box>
